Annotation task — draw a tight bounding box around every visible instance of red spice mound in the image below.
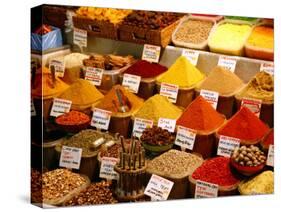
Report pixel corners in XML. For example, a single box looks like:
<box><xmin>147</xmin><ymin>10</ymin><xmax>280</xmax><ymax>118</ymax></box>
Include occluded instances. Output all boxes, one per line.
<box><xmin>124</xmin><ymin>60</ymin><xmax>167</xmax><ymax>78</ymax></box>
<box><xmin>262</xmin><ymin>129</ymin><xmax>274</xmax><ymax>148</ymax></box>
<box><xmin>176</xmin><ymin>96</ymin><xmax>225</xmax><ymax>132</ymax></box>
<box><xmin>218</xmin><ymin>107</ymin><xmax>269</xmax><ymax>141</ymax></box>
<box><xmin>56</xmin><ymin>110</ymin><xmax>90</xmax><ymax>125</ymax></box>
<box><xmin>192</xmin><ymin>157</ymin><xmax>239</xmax><ymax>186</ymax></box>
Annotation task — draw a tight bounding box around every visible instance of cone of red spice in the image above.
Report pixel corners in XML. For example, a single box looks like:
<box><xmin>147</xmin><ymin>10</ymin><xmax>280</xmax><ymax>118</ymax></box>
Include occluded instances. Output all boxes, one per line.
<box><xmin>176</xmin><ymin>96</ymin><xmax>225</xmax><ymax>133</ymax></box>
<box><xmin>217</xmin><ymin>107</ymin><xmax>269</xmax><ymax>144</ymax></box>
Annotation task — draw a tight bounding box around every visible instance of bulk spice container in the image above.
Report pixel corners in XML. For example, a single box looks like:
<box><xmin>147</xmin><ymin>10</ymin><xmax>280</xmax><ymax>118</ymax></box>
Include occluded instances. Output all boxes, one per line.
<box><xmin>93</xmin><ymin>85</ymin><xmax>144</xmax><ymax>137</ymax></box>
<box><xmin>195</xmin><ymin>66</ymin><xmax>244</xmax><ymax>119</ymax></box>
<box><xmin>156</xmin><ymin>56</ymin><xmax>205</xmax><ymax>108</ymax></box>
<box><xmin>235</xmin><ymin>71</ymin><xmax>274</xmax><ymax>127</ymax></box>
<box><xmin>146</xmin><ymin>150</ymin><xmax>203</xmax><ymax>199</ymax></box>
<box><xmin>120</xmin><ymin>60</ymin><xmax>168</xmax><ymax>99</ymax></box>
<box><xmin>189</xmin><ymin>157</ymin><xmax>240</xmax><ymax>197</ymax></box>
<box><xmin>176</xmin><ymin>96</ymin><xmax>226</xmax><ymax>158</ymax></box>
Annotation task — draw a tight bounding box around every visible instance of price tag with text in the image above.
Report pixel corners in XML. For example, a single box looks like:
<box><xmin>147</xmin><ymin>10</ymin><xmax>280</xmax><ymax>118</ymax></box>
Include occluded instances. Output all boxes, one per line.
<box><xmin>241</xmin><ymin>98</ymin><xmax>262</xmax><ymax>117</ymax></box>
<box><xmin>99</xmin><ymin>157</ymin><xmax>119</xmax><ymax>180</ymax></box>
<box><xmin>85</xmin><ymin>67</ymin><xmax>104</xmax><ymax>86</ymax></box>
<box><xmin>50</xmin><ymin>98</ymin><xmax>72</xmax><ymax>117</ymax></box>
<box><xmin>260</xmin><ymin>62</ymin><xmax>274</xmax><ymax>75</ymax></box>
<box><xmin>31</xmin><ymin>99</ymin><xmax>36</xmax><ymax>116</ymax></box>
<box><xmin>144</xmin><ymin>174</ymin><xmax>174</xmax><ymax>201</ymax></box>
<box><xmin>218</xmin><ymin>56</ymin><xmax>237</xmax><ymax>72</ymax></box>
<box><xmin>158</xmin><ymin>118</ymin><xmax>176</xmax><ymax>133</ymax></box>
<box><xmin>132</xmin><ymin>118</ymin><xmax>153</xmax><ymax>138</ymax></box>
<box><xmin>49</xmin><ymin>59</ymin><xmax>65</xmax><ymax>77</ymax></box>
<box><xmin>142</xmin><ymin>44</ymin><xmax>161</xmax><ymax>63</ymax></box>
<box><xmin>160</xmin><ymin>83</ymin><xmax>179</xmax><ymax>103</ymax></box>
<box><xmin>182</xmin><ymin>49</ymin><xmax>200</xmax><ymax>66</ymax></box>
<box><xmin>91</xmin><ymin>108</ymin><xmax>112</xmax><ymax>130</ymax></box>
<box><xmin>200</xmin><ymin>89</ymin><xmax>219</xmax><ymax>109</ymax></box>
<box><xmin>217</xmin><ymin>136</ymin><xmax>240</xmax><ymax>157</ymax></box>
<box><xmin>266</xmin><ymin>145</ymin><xmax>274</xmax><ymax>167</ymax></box>
<box><xmin>122</xmin><ymin>74</ymin><xmax>141</xmax><ymax>93</ymax></box>
<box><xmin>195</xmin><ymin>180</ymin><xmax>218</xmax><ymax>198</ymax></box>
<box><xmin>59</xmin><ymin>146</ymin><xmax>82</xmax><ymax>169</ymax></box>
<box><xmin>73</xmin><ymin>28</ymin><xmax>87</xmax><ymax>47</ymax></box>
<box><xmin>175</xmin><ymin>126</ymin><xmax>196</xmax><ymax>150</ymax></box>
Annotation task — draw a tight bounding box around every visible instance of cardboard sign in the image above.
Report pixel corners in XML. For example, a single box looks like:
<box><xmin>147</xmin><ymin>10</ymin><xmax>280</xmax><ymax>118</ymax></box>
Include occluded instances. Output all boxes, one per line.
<box><xmin>241</xmin><ymin>98</ymin><xmax>262</xmax><ymax>117</ymax></box>
<box><xmin>73</xmin><ymin>28</ymin><xmax>87</xmax><ymax>47</ymax></box>
<box><xmin>266</xmin><ymin>145</ymin><xmax>274</xmax><ymax>167</ymax></box>
<box><xmin>182</xmin><ymin>49</ymin><xmax>200</xmax><ymax>66</ymax></box>
<box><xmin>49</xmin><ymin>59</ymin><xmax>65</xmax><ymax>77</ymax></box>
<box><xmin>195</xmin><ymin>180</ymin><xmax>218</xmax><ymax>198</ymax></box>
<box><xmin>59</xmin><ymin>146</ymin><xmax>82</xmax><ymax>170</ymax></box>
<box><xmin>158</xmin><ymin>118</ymin><xmax>176</xmax><ymax>133</ymax></box>
<box><xmin>144</xmin><ymin>174</ymin><xmax>174</xmax><ymax>201</ymax></box>
<box><xmin>200</xmin><ymin>89</ymin><xmax>219</xmax><ymax>109</ymax></box>
<box><xmin>50</xmin><ymin>98</ymin><xmax>72</xmax><ymax>117</ymax></box>
<box><xmin>132</xmin><ymin>118</ymin><xmax>153</xmax><ymax>138</ymax></box>
<box><xmin>85</xmin><ymin>67</ymin><xmax>104</xmax><ymax>86</ymax></box>
<box><xmin>175</xmin><ymin>126</ymin><xmax>196</xmax><ymax>150</ymax></box>
<box><xmin>260</xmin><ymin>62</ymin><xmax>274</xmax><ymax>75</ymax></box>
<box><xmin>122</xmin><ymin>74</ymin><xmax>141</xmax><ymax>93</ymax></box>
<box><xmin>160</xmin><ymin>83</ymin><xmax>179</xmax><ymax>103</ymax></box>
<box><xmin>218</xmin><ymin>56</ymin><xmax>237</xmax><ymax>72</ymax></box>
<box><xmin>91</xmin><ymin>108</ymin><xmax>112</xmax><ymax>130</ymax></box>
<box><xmin>99</xmin><ymin>157</ymin><xmax>119</xmax><ymax>180</ymax></box>
<box><xmin>31</xmin><ymin>99</ymin><xmax>36</xmax><ymax>116</ymax></box>
<box><xmin>217</xmin><ymin>136</ymin><xmax>240</xmax><ymax>157</ymax></box>
<box><xmin>142</xmin><ymin>44</ymin><xmax>161</xmax><ymax>63</ymax></box>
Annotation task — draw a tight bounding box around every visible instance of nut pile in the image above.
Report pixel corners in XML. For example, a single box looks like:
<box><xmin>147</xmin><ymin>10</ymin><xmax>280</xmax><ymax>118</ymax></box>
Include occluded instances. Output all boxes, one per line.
<box><xmin>31</xmin><ymin>169</ymin><xmax>42</xmax><ymax>203</ymax></box>
<box><xmin>174</xmin><ymin>19</ymin><xmax>214</xmax><ymax>44</ymax></box>
<box><xmin>140</xmin><ymin>126</ymin><xmax>175</xmax><ymax>146</ymax></box>
<box><xmin>65</xmin><ymin>181</ymin><xmax>117</xmax><ymax>206</ymax></box>
<box><xmin>232</xmin><ymin>145</ymin><xmax>266</xmax><ymax>167</ymax></box>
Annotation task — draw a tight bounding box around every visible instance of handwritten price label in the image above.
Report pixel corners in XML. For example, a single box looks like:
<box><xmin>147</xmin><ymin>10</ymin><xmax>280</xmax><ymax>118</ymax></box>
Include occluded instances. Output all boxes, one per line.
<box><xmin>132</xmin><ymin>118</ymin><xmax>153</xmax><ymax>138</ymax></box>
<box><xmin>142</xmin><ymin>44</ymin><xmax>161</xmax><ymax>63</ymax></box>
<box><xmin>59</xmin><ymin>146</ymin><xmax>82</xmax><ymax>169</ymax></box>
<box><xmin>73</xmin><ymin>28</ymin><xmax>87</xmax><ymax>47</ymax></box>
<box><xmin>122</xmin><ymin>74</ymin><xmax>141</xmax><ymax>93</ymax></box>
<box><xmin>160</xmin><ymin>83</ymin><xmax>179</xmax><ymax>103</ymax></box>
<box><xmin>217</xmin><ymin>136</ymin><xmax>240</xmax><ymax>157</ymax></box>
<box><xmin>85</xmin><ymin>67</ymin><xmax>104</xmax><ymax>86</ymax></box>
<box><xmin>99</xmin><ymin>157</ymin><xmax>119</xmax><ymax>180</ymax></box>
<box><xmin>49</xmin><ymin>59</ymin><xmax>65</xmax><ymax>77</ymax></box>
<box><xmin>195</xmin><ymin>180</ymin><xmax>218</xmax><ymax>198</ymax></box>
<box><xmin>260</xmin><ymin>62</ymin><xmax>274</xmax><ymax>75</ymax></box>
<box><xmin>175</xmin><ymin>126</ymin><xmax>196</xmax><ymax>150</ymax></box>
<box><xmin>182</xmin><ymin>49</ymin><xmax>200</xmax><ymax>66</ymax></box>
<box><xmin>158</xmin><ymin>118</ymin><xmax>176</xmax><ymax>133</ymax></box>
<box><xmin>91</xmin><ymin>108</ymin><xmax>112</xmax><ymax>130</ymax></box>
<box><xmin>218</xmin><ymin>56</ymin><xmax>237</xmax><ymax>72</ymax></box>
<box><xmin>200</xmin><ymin>89</ymin><xmax>219</xmax><ymax>109</ymax></box>
<box><xmin>50</xmin><ymin>98</ymin><xmax>72</xmax><ymax>117</ymax></box>
<box><xmin>266</xmin><ymin>145</ymin><xmax>274</xmax><ymax>167</ymax></box>
<box><xmin>241</xmin><ymin>98</ymin><xmax>262</xmax><ymax>117</ymax></box>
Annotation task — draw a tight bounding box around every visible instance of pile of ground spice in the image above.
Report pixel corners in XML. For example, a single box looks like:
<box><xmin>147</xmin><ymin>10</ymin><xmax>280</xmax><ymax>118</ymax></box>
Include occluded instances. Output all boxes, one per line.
<box><xmin>218</xmin><ymin>107</ymin><xmax>270</xmax><ymax>141</ymax></box>
<box><xmin>176</xmin><ymin>96</ymin><xmax>225</xmax><ymax>132</ymax></box>
<box><xmin>261</xmin><ymin>129</ymin><xmax>274</xmax><ymax>149</ymax></box>
<box><xmin>247</xmin><ymin>26</ymin><xmax>274</xmax><ymax>50</ymax></box>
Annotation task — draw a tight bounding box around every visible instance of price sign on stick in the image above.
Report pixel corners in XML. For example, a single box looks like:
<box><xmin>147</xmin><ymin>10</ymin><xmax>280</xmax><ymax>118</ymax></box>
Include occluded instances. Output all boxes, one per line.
<box><xmin>158</xmin><ymin>118</ymin><xmax>176</xmax><ymax>133</ymax></box>
<box><xmin>217</xmin><ymin>136</ymin><xmax>240</xmax><ymax>157</ymax></box>
<box><xmin>241</xmin><ymin>98</ymin><xmax>262</xmax><ymax>118</ymax></box>
<box><xmin>182</xmin><ymin>49</ymin><xmax>200</xmax><ymax>66</ymax></box>
<box><xmin>175</xmin><ymin>126</ymin><xmax>196</xmax><ymax>150</ymax></box>
<box><xmin>132</xmin><ymin>118</ymin><xmax>153</xmax><ymax>138</ymax></box>
<box><xmin>142</xmin><ymin>44</ymin><xmax>161</xmax><ymax>63</ymax></box>
<box><xmin>266</xmin><ymin>145</ymin><xmax>274</xmax><ymax>167</ymax></box>
<box><xmin>218</xmin><ymin>56</ymin><xmax>237</xmax><ymax>72</ymax></box>
<box><xmin>122</xmin><ymin>74</ymin><xmax>141</xmax><ymax>93</ymax></box>
<box><xmin>195</xmin><ymin>180</ymin><xmax>218</xmax><ymax>198</ymax></box>
<box><xmin>200</xmin><ymin>89</ymin><xmax>219</xmax><ymax>109</ymax></box>
<box><xmin>49</xmin><ymin>59</ymin><xmax>65</xmax><ymax>77</ymax></box>
<box><xmin>85</xmin><ymin>67</ymin><xmax>104</xmax><ymax>86</ymax></box>
<box><xmin>99</xmin><ymin>157</ymin><xmax>119</xmax><ymax>180</ymax></box>
<box><xmin>59</xmin><ymin>146</ymin><xmax>82</xmax><ymax>169</ymax></box>
<box><xmin>260</xmin><ymin>62</ymin><xmax>274</xmax><ymax>75</ymax></box>
<box><xmin>50</xmin><ymin>98</ymin><xmax>72</xmax><ymax>117</ymax></box>
<box><xmin>91</xmin><ymin>108</ymin><xmax>112</xmax><ymax>130</ymax></box>
<box><xmin>73</xmin><ymin>28</ymin><xmax>87</xmax><ymax>51</ymax></box>
<box><xmin>160</xmin><ymin>83</ymin><xmax>179</xmax><ymax>103</ymax></box>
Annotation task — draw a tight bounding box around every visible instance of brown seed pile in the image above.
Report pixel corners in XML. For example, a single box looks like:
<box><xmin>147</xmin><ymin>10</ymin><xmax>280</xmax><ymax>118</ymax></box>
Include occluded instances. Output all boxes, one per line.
<box><xmin>141</xmin><ymin>126</ymin><xmax>175</xmax><ymax>146</ymax></box>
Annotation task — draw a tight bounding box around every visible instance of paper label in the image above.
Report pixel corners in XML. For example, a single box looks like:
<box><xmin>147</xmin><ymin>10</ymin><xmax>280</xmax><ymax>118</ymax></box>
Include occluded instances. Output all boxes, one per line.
<box><xmin>200</xmin><ymin>89</ymin><xmax>219</xmax><ymax>109</ymax></box>
<box><xmin>122</xmin><ymin>74</ymin><xmax>141</xmax><ymax>93</ymax></box>
<box><xmin>217</xmin><ymin>136</ymin><xmax>240</xmax><ymax>157</ymax></box>
<box><xmin>160</xmin><ymin>83</ymin><xmax>179</xmax><ymax>103</ymax></box>
<box><xmin>132</xmin><ymin>118</ymin><xmax>153</xmax><ymax>138</ymax></box>
<box><xmin>218</xmin><ymin>56</ymin><xmax>237</xmax><ymax>72</ymax></box>
<box><xmin>260</xmin><ymin>62</ymin><xmax>274</xmax><ymax>75</ymax></box>
<box><xmin>195</xmin><ymin>180</ymin><xmax>218</xmax><ymax>198</ymax></box>
<box><xmin>85</xmin><ymin>67</ymin><xmax>104</xmax><ymax>86</ymax></box>
<box><xmin>73</xmin><ymin>28</ymin><xmax>87</xmax><ymax>47</ymax></box>
<box><xmin>59</xmin><ymin>146</ymin><xmax>82</xmax><ymax>169</ymax></box>
<box><xmin>182</xmin><ymin>49</ymin><xmax>200</xmax><ymax>66</ymax></box>
<box><xmin>266</xmin><ymin>145</ymin><xmax>274</xmax><ymax>167</ymax></box>
<box><xmin>91</xmin><ymin>108</ymin><xmax>112</xmax><ymax>130</ymax></box>
<box><xmin>99</xmin><ymin>157</ymin><xmax>119</xmax><ymax>180</ymax></box>
<box><xmin>175</xmin><ymin>126</ymin><xmax>196</xmax><ymax>150</ymax></box>
<box><xmin>31</xmin><ymin>99</ymin><xmax>36</xmax><ymax>116</ymax></box>
<box><xmin>158</xmin><ymin>118</ymin><xmax>176</xmax><ymax>133</ymax></box>
<box><xmin>142</xmin><ymin>44</ymin><xmax>161</xmax><ymax>63</ymax></box>
<box><xmin>144</xmin><ymin>174</ymin><xmax>174</xmax><ymax>201</ymax></box>
<box><xmin>49</xmin><ymin>59</ymin><xmax>65</xmax><ymax>77</ymax></box>
<box><xmin>50</xmin><ymin>98</ymin><xmax>72</xmax><ymax>117</ymax></box>
<box><xmin>241</xmin><ymin>98</ymin><xmax>262</xmax><ymax>117</ymax></box>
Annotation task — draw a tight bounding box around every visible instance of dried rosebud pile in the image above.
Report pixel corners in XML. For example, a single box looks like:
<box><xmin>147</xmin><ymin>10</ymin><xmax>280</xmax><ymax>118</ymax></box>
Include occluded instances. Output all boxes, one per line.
<box><xmin>141</xmin><ymin>126</ymin><xmax>175</xmax><ymax>146</ymax></box>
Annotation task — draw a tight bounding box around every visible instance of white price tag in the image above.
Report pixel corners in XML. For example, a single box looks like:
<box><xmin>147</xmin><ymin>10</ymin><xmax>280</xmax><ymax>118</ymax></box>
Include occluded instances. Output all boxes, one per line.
<box><xmin>91</xmin><ymin>108</ymin><xmax>112</xmax><ymax>130</ymax></box>
<box><xmin>142</xmin><ymin>44</ymin><xmax>161</xmax><ymax>63</ymax></box>
<box><xmin>49</xmin><ymin>59</ymin><xmax>65</xmax><ymax>77</ymax></box>
<box><xmin>59</xmin><ymin>146</ymin><xmax>82</xmax><ymax>169</ymax></box>
<box><xmin>122</xmin><ymin>74</ymin><xmax>141</xmax><ymax>93</ymax></box>
<box><xmin>158</xmin><ymin>118</ymin><xmax>176</xmax><ymax>133</ymax></box>
<box><xmin>160</xmin><ymin>83</ymin><xmax>179</xmax><ymax>103</ymax></box>
<box><xmin>50</xmin><ymin>98</ymin><xmax>72</xmax><ymax>117</ymax></box>
<box><xmin>73</xmin><ymin>28</ymin><xmax>87</xmax><ymax>47</ymax></box>
<box><xmin>217</xmin><ymin>136</ymin><xmax>240</xmax><ymax>157</ymax></box>
<box><xmin>31</xmin><ymin>99</ymin><xmax>36</xmax><ymax>116</ymax></box>
<box><xmin>218</xmin><ymin>56</ymin><xmax>237</xmax><ymax>72</ymax></box>
<box><xmin>260</xmin><ymin>62</ymin><xmax>274</xmax><ymax>75</ymax></box>
<box><xmin>195</xmin><ymin>180</ymin><xmax>218</xmax><ymax>198</ymax></box>
<box><xmin>200</xmin><ymin>89</ymin><xmax>219</xmax><ymax>109</ymax></box>
<box><xmin>99</xmin><ymin>157</ymin><xmax>119</xmax><ymax>180</ymax></box>
<box><xmin>175</xmin><ymin>126</ymin><xmax>196</xmax><ymax>150</ymax></box>
<box><xmin>241</xmin><ymin>98</ymin><xmax>262</xmax><ymax>117</ymax></box>
<box><xmin>266</xmin><ymin>145</ymin><xmax>274</xmax><ymax>167</ymax></box>
<box><xmin>182</xmin><ymin>49</ymin><xmax>200</xmax><ymax>66</ymax></box>
<box><xmin>132</xmin><ymin>118</ymin><xmax>153</xmax><ymax>138</ymax></box>
<box><xmin>85</xmin><ymin>67</ymin><xmax>104</xmax><ymax>86</ymax></box>
<box><xmin>144</xmin><ymin>174</ymin><xmax>174</xmax><ymax>201</ymax></box>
